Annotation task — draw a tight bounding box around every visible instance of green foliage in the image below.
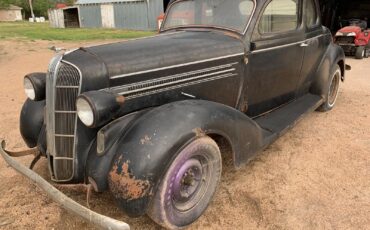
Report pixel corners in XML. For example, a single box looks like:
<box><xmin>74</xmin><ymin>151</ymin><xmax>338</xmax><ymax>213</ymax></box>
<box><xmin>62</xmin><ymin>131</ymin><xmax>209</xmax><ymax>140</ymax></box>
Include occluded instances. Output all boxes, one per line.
<box><xmin>0</xmin><ymin>0</ymin><xmax>54</xmax><ymax>18</ymax></box>
<box><xmin>0</xmin><ymin>21</ymin><xmax>155</xmax><ymax>41</ymax></box>
<box><xmin>64</xmin><ymin>0</ymin><xmax>75</xmax><ymax>6</ymax></box>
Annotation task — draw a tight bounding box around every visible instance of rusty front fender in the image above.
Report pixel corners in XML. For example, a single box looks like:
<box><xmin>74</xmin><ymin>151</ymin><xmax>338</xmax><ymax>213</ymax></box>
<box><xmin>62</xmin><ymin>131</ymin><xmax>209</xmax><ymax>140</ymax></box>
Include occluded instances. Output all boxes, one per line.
<box><xmin>108</xmin><ymin>100</ymin><xmax>264</xmax><ymax>217</ymax></box>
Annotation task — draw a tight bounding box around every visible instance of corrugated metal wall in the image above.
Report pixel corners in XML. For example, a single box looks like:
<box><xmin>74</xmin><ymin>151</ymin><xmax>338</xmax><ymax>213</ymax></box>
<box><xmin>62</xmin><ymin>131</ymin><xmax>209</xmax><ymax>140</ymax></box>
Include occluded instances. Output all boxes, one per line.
<box><xmin>148</xmin><ymin>0</ymin><xmax>164</xmax><ymax>29</ymax></box>
<box><xmin>79</xmin><ymin>4</ymin><xmax>102</xmax><ymax>28</ymax></box>
<box><xmin>78</xmin><ymin>0</ymin><xmax>163</xmax><ymax>30</ymax></box>
<box><xmin>114</xmin><ymin>1</ymin><xmax>149</xmax><ymax>30</ymax></box>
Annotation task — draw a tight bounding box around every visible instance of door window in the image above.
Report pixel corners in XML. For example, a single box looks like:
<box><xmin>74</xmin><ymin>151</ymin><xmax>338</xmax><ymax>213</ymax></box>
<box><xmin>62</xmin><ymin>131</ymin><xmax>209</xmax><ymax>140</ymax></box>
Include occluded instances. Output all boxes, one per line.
<box><xmin>305</xmin><ymin>0</ymin><xmax>318</xmax><ymax>27</ymax></box>
<box><xmin>259</xmin><ymin>0</ymin><xmax>299</xmax><ymax>33</ymax></box>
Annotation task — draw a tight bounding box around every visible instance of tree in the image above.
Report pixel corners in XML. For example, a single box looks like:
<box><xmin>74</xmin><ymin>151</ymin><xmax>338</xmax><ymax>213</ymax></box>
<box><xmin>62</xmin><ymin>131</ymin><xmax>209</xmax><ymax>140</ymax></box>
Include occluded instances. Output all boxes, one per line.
<box><xmin>29</xmin><ymin>0</ymin><xmax>35</xmax><ymax>20</ymax></box>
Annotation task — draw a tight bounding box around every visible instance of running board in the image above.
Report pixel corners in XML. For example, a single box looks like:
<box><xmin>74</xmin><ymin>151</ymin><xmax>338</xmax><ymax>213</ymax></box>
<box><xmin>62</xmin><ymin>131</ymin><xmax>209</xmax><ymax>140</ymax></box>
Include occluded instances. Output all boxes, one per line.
<box><xmin>254</xmin><ymin>94</ymin><xmax>324</xmax><ymax>146</ymax></box>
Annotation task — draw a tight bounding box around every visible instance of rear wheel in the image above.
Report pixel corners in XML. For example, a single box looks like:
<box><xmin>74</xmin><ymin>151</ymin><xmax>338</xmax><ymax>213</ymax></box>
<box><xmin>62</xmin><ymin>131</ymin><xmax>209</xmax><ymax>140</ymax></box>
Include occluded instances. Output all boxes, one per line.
<box><xmin>318</xmin><ymin>65</ymin><xmax>341</xmax><ymax>112</ymax></box>
<box><xmin>147</xmin><ymin>137</ymin><xmax>222</xmax><ymax>229</ymax></box>
<box><xmin>355</xmin><ymin>46</ymin><xmax>365</xmax><ymax>59</ymax></box>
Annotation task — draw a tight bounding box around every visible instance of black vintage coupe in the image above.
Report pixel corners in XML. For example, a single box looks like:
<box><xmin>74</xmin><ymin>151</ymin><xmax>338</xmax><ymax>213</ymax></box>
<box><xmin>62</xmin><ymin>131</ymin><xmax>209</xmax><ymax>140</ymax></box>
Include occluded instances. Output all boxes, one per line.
<box><xmin>1</xmin><ymin>0</ymin><xmax>347</xmax><ymax>229</ymax></box>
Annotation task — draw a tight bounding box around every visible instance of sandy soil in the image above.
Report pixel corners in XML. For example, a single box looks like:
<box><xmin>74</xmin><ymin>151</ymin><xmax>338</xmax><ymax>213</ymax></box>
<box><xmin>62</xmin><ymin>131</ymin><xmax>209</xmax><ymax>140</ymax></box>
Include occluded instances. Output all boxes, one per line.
<box><xmin>0</xmin><ymin>39</ymin><xmax>369</xmax><ymax>230</ymax></box>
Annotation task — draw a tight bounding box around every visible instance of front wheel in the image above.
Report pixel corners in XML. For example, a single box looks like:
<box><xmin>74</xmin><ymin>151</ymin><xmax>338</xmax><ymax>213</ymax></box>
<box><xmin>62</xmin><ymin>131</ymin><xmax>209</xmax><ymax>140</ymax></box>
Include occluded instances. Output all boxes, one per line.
<box><xmin>355</xmin><ymin>46</ymin><xmax>365</xmax><ymax>59</ymax></box>
<box><xmin>147</xmin><ymin>137</ymin><xmax>222</xmax><ymax>229</ymax></box>
<box><xmin>318</xmin><ymin>65</ymin><xmax>341</xmax><ymax>112</ymax></box>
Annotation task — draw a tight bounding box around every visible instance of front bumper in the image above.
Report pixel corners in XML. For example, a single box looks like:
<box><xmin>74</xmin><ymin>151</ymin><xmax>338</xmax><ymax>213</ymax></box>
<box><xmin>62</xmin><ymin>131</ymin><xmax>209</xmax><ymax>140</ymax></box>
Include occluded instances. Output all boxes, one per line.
<box><xmin>336</xmin><ymin>43</ymin><xmax>356</xmax><ymax>54</ymax></box>
<box><xmin>0</xmin><ymin>140</ymin><xmax>130</xmax><ymax>230</ymax></box>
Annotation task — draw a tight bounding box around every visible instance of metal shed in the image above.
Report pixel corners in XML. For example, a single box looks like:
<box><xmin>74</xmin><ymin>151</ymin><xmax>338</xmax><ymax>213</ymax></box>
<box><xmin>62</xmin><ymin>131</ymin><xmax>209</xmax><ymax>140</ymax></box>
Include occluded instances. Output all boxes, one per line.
<box><xmin>75</xmin><ymin>0</ymin><xmax>166</xmax><ymax>30</ymax></box>
<box><xmin>48</xmin><ymin>6</ymin><xmax>81</xmax><ymax>28</ymax></box>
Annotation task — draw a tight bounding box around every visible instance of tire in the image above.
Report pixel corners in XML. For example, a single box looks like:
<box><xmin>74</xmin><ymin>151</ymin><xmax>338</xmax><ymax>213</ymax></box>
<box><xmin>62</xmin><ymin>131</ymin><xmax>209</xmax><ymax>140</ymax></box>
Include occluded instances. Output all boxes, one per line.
<box><xmin>355</xmin><ymin>46</ymin><xmax>365</xmax><ymax>59</ymax></box>
<box><xmin>147</xmin><ymin>137</ymin><xmax>222</xmax><ymax>229</ymax></box>
<box><xmin>318</xmin><ymin>65</ymin><xmax>341</xmax><ymax>112</ymax></box>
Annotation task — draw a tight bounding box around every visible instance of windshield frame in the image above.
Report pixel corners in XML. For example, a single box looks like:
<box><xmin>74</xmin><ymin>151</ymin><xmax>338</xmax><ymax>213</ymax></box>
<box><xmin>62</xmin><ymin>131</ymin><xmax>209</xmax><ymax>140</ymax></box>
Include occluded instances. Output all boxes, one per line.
<box><xmin>160</xmin><ymin>0</ymin><xmax>257</xmax><ymax>36</ymax></box>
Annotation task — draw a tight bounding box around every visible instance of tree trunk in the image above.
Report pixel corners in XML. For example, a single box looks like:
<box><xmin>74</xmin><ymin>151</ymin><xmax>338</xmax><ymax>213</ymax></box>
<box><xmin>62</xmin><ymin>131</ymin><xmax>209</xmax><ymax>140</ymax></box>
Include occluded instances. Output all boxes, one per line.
<box><xmin>29</xmin><ymin>0</ymin><xmax>35</xmax><ymax>20</ymax></box>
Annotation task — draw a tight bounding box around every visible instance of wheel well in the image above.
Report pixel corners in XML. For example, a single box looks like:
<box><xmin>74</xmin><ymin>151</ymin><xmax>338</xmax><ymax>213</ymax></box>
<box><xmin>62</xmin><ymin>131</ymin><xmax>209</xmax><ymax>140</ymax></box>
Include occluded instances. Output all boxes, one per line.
<box><xmin>208</xmin><ymin>134</ymin><xmax>235</xmax><ymax>168</ymax></box>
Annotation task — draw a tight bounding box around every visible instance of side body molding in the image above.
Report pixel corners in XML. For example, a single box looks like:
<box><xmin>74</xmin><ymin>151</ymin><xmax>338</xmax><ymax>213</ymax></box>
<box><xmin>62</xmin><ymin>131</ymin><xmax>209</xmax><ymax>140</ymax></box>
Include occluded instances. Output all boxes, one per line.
<box><xmin>107</xmin><ymin>100</ymin><xmax>265</xmax><ymax>216</ymax></box>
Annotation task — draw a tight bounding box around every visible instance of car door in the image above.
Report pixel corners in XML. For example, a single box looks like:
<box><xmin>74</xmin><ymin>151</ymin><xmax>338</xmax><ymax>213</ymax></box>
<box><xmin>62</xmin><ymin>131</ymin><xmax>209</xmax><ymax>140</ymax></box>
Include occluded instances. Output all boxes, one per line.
<box><xmin>296</xmin><ymin>0</ymin><xmax>330</xmax><ymax>97</ymax></box>
<box><xmin>246</xmin><ymin>0</ymin><xmax>305</xmax><ymax>117</ymax></box>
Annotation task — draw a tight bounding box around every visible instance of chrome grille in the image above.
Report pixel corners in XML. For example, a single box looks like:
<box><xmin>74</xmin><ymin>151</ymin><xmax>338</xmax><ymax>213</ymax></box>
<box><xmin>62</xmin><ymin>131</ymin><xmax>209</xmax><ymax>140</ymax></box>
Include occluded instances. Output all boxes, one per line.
<box><xmin>46</xmin><ymin>57</ymin><xmax>81</xmax><ymax>182</ymax></box>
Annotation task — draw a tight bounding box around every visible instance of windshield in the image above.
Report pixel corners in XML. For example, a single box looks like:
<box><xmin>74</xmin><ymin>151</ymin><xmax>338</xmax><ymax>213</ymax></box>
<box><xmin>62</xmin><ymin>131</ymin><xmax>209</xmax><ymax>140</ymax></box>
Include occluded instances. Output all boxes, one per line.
<box><xmin>163</xmin><ymin>0</ymin><xmax>255</xmax><ymax>33</ymax></box>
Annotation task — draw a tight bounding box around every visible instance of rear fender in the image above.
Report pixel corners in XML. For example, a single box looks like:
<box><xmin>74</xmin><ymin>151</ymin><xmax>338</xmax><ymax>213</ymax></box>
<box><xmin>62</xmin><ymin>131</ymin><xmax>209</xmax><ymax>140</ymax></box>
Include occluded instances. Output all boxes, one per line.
<box><xmin>310</xmin><ymin>43</ymin><xmax>345</xmax><ymax>100</ymax></box>
<box><xmin>108</xmin><ymin>100</ymin><xmax>264</xmax><ymax>216</ymax></box>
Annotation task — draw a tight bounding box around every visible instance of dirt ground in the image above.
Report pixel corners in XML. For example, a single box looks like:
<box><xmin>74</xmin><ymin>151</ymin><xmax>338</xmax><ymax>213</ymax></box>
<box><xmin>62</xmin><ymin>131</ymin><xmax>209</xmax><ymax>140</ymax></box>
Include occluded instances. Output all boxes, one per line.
<box><xmin>0</xmin><ymin>39</ymin><xmax>369</xmax><ymax>230</ymax></box>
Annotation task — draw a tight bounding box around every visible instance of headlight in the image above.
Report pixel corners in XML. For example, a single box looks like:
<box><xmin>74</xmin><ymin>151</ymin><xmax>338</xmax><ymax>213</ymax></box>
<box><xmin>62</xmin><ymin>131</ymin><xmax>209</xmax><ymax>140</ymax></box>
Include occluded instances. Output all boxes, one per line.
<box><xmin>76</xmin><ymin>91</ymin><xmax>124</xmax><ymax>128</ymax></box>
<box><xmin>23</xmin><ymin>73</ymin><xmax>46</xmax><ymax>101</ymax></box>
<box><xmin>335</xmin><ymin>32</ymin><xmax>344</xmax><ymax>36</ymax></box>
<box><xmin>76</xmin><ymin>97</ymin><xmax>95</xmax><ymax>127</ymax></box>
<box><xmin>24</xmin><ymin>77</ymin><xmax>36</xmax><ymax>100</ymax></box>
<box><xmin>347</xmin><ymin>32</ymin><xmax>356</xmax><ymax>36</ymax></box>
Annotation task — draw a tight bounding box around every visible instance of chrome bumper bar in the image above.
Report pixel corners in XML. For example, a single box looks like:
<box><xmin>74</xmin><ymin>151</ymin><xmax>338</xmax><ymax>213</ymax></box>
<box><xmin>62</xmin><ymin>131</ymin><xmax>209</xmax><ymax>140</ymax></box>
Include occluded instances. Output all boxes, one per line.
<box><xmin>0</xmin><ymin>140</ymin><xmax>130</xmax><ymax>230</ymax></box>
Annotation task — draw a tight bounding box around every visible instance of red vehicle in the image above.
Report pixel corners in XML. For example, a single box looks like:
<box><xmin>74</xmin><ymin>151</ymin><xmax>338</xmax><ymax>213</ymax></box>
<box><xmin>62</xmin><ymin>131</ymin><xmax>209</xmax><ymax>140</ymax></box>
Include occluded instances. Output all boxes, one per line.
<box><xmin>335</xmin><ymin>19</ymin><xmax>370</xmax><ymax>59</ymax></box>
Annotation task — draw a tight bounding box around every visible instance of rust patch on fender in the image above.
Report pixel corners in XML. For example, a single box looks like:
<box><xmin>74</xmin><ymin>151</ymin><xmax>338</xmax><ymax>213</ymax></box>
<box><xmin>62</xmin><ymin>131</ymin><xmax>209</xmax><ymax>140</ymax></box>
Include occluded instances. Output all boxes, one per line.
<box><xmin>192</xmin><ymin>127</ymin><xmax>206</xmax><ymax>137</ymax></box>
<box><xmin>140</xmin><ymin>135</ymin><xmax>152</xmax><ymax>145</ymax></box>
<box><xmin>109</xmin><ymin>157</ymin><xmax>151</xmax><ymax>200</ymax></box>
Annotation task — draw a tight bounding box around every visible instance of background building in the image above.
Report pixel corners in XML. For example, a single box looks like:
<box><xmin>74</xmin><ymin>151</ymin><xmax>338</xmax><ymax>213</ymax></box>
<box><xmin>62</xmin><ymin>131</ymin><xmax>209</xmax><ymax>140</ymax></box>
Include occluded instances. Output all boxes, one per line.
<box><xmin>0</xmin><ymin>5</ymin><xmax>22</xmax><ymax>22</ymax></box>
<box><xmin>49</xmin><ymin>0</ymin><xmax>170</xmax><ymax>30</ymax></box>
<box><xmin>76</xmin><ymin>0</ymin><xmax>167</xmax><ymax>30</ymax></box>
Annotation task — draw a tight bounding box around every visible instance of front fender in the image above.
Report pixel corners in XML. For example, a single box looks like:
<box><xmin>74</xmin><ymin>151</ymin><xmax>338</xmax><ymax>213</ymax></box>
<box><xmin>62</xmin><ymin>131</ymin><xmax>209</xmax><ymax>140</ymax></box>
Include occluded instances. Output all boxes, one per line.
<box><xmin>310</xmin><ymin>43</ymin><xmax>345</xmax><ymax>99</ymax></box>
<box><xmin>20</xmin><ymin>99</ymin><xmax>45</xmax><ymax>148</ymax></box>
<box><xmin>108</xmin><ymin>100</ymin><xmax>264</xmax><ymax>216</ymax></box>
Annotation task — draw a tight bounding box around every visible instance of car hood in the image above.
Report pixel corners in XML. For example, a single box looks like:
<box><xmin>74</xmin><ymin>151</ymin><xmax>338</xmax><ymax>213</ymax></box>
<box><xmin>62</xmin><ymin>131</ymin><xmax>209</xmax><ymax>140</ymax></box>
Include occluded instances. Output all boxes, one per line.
<box><xmin>338</xmin><ymin>26</ymin><xmax>361</xmax><ymax>34</ymax></box>
<box><xmin>62</xmin><ymin>31</ymin><xmax>245</xmax><ymax>92</ymax></box>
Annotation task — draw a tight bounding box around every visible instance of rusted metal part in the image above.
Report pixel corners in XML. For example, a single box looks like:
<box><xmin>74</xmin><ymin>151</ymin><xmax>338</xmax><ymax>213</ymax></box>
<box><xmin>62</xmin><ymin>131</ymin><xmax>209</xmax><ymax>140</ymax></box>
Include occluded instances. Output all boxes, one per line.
<box><xmin>116</xmin><ymin>95</ymin><xmax>126</xmax><ymax>104</ymax></box>
<box><xmin>53</xmin><ymin>183</ymin><xmax>93</xmax><ymax>208</ymax></box>
<box><xmin>29</xmin><ymin>152</ymin><xmax>42</xmax><ymax>170</ymax></box>
<box><xmin>0</xmin><ymin>140</ymin><xmax>130</xmax><ymax>230</ymax></box>
<box><xmin>140</xmin><ymin>135</ymin><xmax>153</xmax><ymax>145</ymax></box>
<box><xmin>192</xmin><ymin>128</ymin><xmax>206</xmax><ymax>137</ymax></box>
<box><xmin>5</xmin><ymin>147</ymin><xmax>39</xmax><ymax>157</ymax></box>
<box><xmin>0</xmin><ymin>216</ymin><xmax>13</xmax><ymax>227</ymax></box>
<box><xmin>109</xmin><ymin>156</ymin><xmax>151</xmax><ymax>201</ymax></box>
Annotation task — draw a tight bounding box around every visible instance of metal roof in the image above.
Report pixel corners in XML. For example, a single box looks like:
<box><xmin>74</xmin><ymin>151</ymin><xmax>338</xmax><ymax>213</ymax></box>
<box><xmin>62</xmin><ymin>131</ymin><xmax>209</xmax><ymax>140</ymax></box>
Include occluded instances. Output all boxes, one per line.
<box><xmin>0</xmin><ymin>4</ymin><xmax>22</xmax><ymax>10</ymax></box>
<box><xmin>76</xmin><ymin>0</ymin><xmax>144</xmax><ymax>4</ymax></box>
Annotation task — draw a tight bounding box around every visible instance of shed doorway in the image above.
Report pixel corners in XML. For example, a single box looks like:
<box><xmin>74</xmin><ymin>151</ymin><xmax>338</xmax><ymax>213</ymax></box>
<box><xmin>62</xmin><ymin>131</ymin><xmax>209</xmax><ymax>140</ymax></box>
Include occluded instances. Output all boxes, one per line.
<box><xmin>64</xmin><ymin>7</ymin><xmax>80</xmax><ymax>28</ymax></box>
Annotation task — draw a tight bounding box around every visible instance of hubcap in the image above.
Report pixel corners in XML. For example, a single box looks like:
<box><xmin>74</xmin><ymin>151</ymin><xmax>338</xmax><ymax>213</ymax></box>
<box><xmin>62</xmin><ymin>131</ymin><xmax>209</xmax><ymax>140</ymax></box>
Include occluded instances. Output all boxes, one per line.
<box><xmin>172</xmin><ymin>156</ymin><xmax>209</xmax><ymax>212</ymax></box>
<box><xmin>328</xmin><ymin>71</ymin><xmax>340</xmax><ymax>107</ymax></box>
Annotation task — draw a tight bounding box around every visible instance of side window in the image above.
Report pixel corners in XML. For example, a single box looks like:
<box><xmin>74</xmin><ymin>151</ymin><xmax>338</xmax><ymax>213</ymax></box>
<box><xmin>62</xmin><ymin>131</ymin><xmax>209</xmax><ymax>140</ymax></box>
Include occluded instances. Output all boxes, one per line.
<box><xmin>259</xmin><ymin>0</ymin><xmax>299</xmax><ymax>33</ymax></box>
<box><xmin>305</xmin><ymin>0</ymin><xmax>317</xmax><ymax>27</ymax></box>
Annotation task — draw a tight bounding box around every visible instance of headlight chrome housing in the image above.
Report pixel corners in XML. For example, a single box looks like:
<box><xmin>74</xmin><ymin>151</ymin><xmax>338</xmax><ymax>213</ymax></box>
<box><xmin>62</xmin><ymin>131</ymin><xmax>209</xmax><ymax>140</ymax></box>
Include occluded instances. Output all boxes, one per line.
<box><xmin>23</xmin><ymin>73</ymin><xmax>46</xmax><ymax>101</ymax></box>
<box><xmin>76</xmin><ymin>91</ymin><xmax>124</xmax><ymax>128</ymax></box>
<box><xmin>76</xmin><ymin>97</ymin><xmax>95</xmax><ymax>127</ymax></box>
<box><xmin>24</xmin><ymin>77</ymin><xmax>36</xmax><ymax>100</ymax></box>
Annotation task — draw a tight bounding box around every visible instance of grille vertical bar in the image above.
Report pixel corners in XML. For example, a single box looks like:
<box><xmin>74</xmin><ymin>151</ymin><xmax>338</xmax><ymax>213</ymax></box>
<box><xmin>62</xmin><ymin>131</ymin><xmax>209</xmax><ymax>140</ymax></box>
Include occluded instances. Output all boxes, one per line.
<box><xmin>46</xmin><ymin>57</ymin><xmax>82</xmax><ymax>182</ymax></box>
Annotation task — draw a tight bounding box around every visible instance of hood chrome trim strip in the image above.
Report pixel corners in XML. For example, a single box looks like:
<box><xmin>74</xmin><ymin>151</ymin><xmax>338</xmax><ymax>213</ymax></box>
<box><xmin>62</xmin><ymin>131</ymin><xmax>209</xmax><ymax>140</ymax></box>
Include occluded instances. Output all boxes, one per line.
<box><xmin>109</xmin><ymin>53</ymin><xmax>244</xmax><ymax>80</ymax></box>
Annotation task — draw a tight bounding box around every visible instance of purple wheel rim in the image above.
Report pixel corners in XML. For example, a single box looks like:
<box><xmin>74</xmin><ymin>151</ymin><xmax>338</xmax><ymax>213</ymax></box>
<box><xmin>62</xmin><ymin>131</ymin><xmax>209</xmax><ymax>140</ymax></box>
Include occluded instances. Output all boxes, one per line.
<box><xmin>171</xmin><ymin>155</ymin><xmax>210</xmax><ymax>212</ymax></box>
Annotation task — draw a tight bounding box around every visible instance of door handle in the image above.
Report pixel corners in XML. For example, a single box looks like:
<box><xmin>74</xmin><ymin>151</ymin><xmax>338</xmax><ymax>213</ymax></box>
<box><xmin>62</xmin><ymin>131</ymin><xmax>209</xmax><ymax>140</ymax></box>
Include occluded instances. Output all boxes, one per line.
<box><xmin>300</xmin><ymin>42</ymin><xmax>309</xmax><ymax>47</ymax></box>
